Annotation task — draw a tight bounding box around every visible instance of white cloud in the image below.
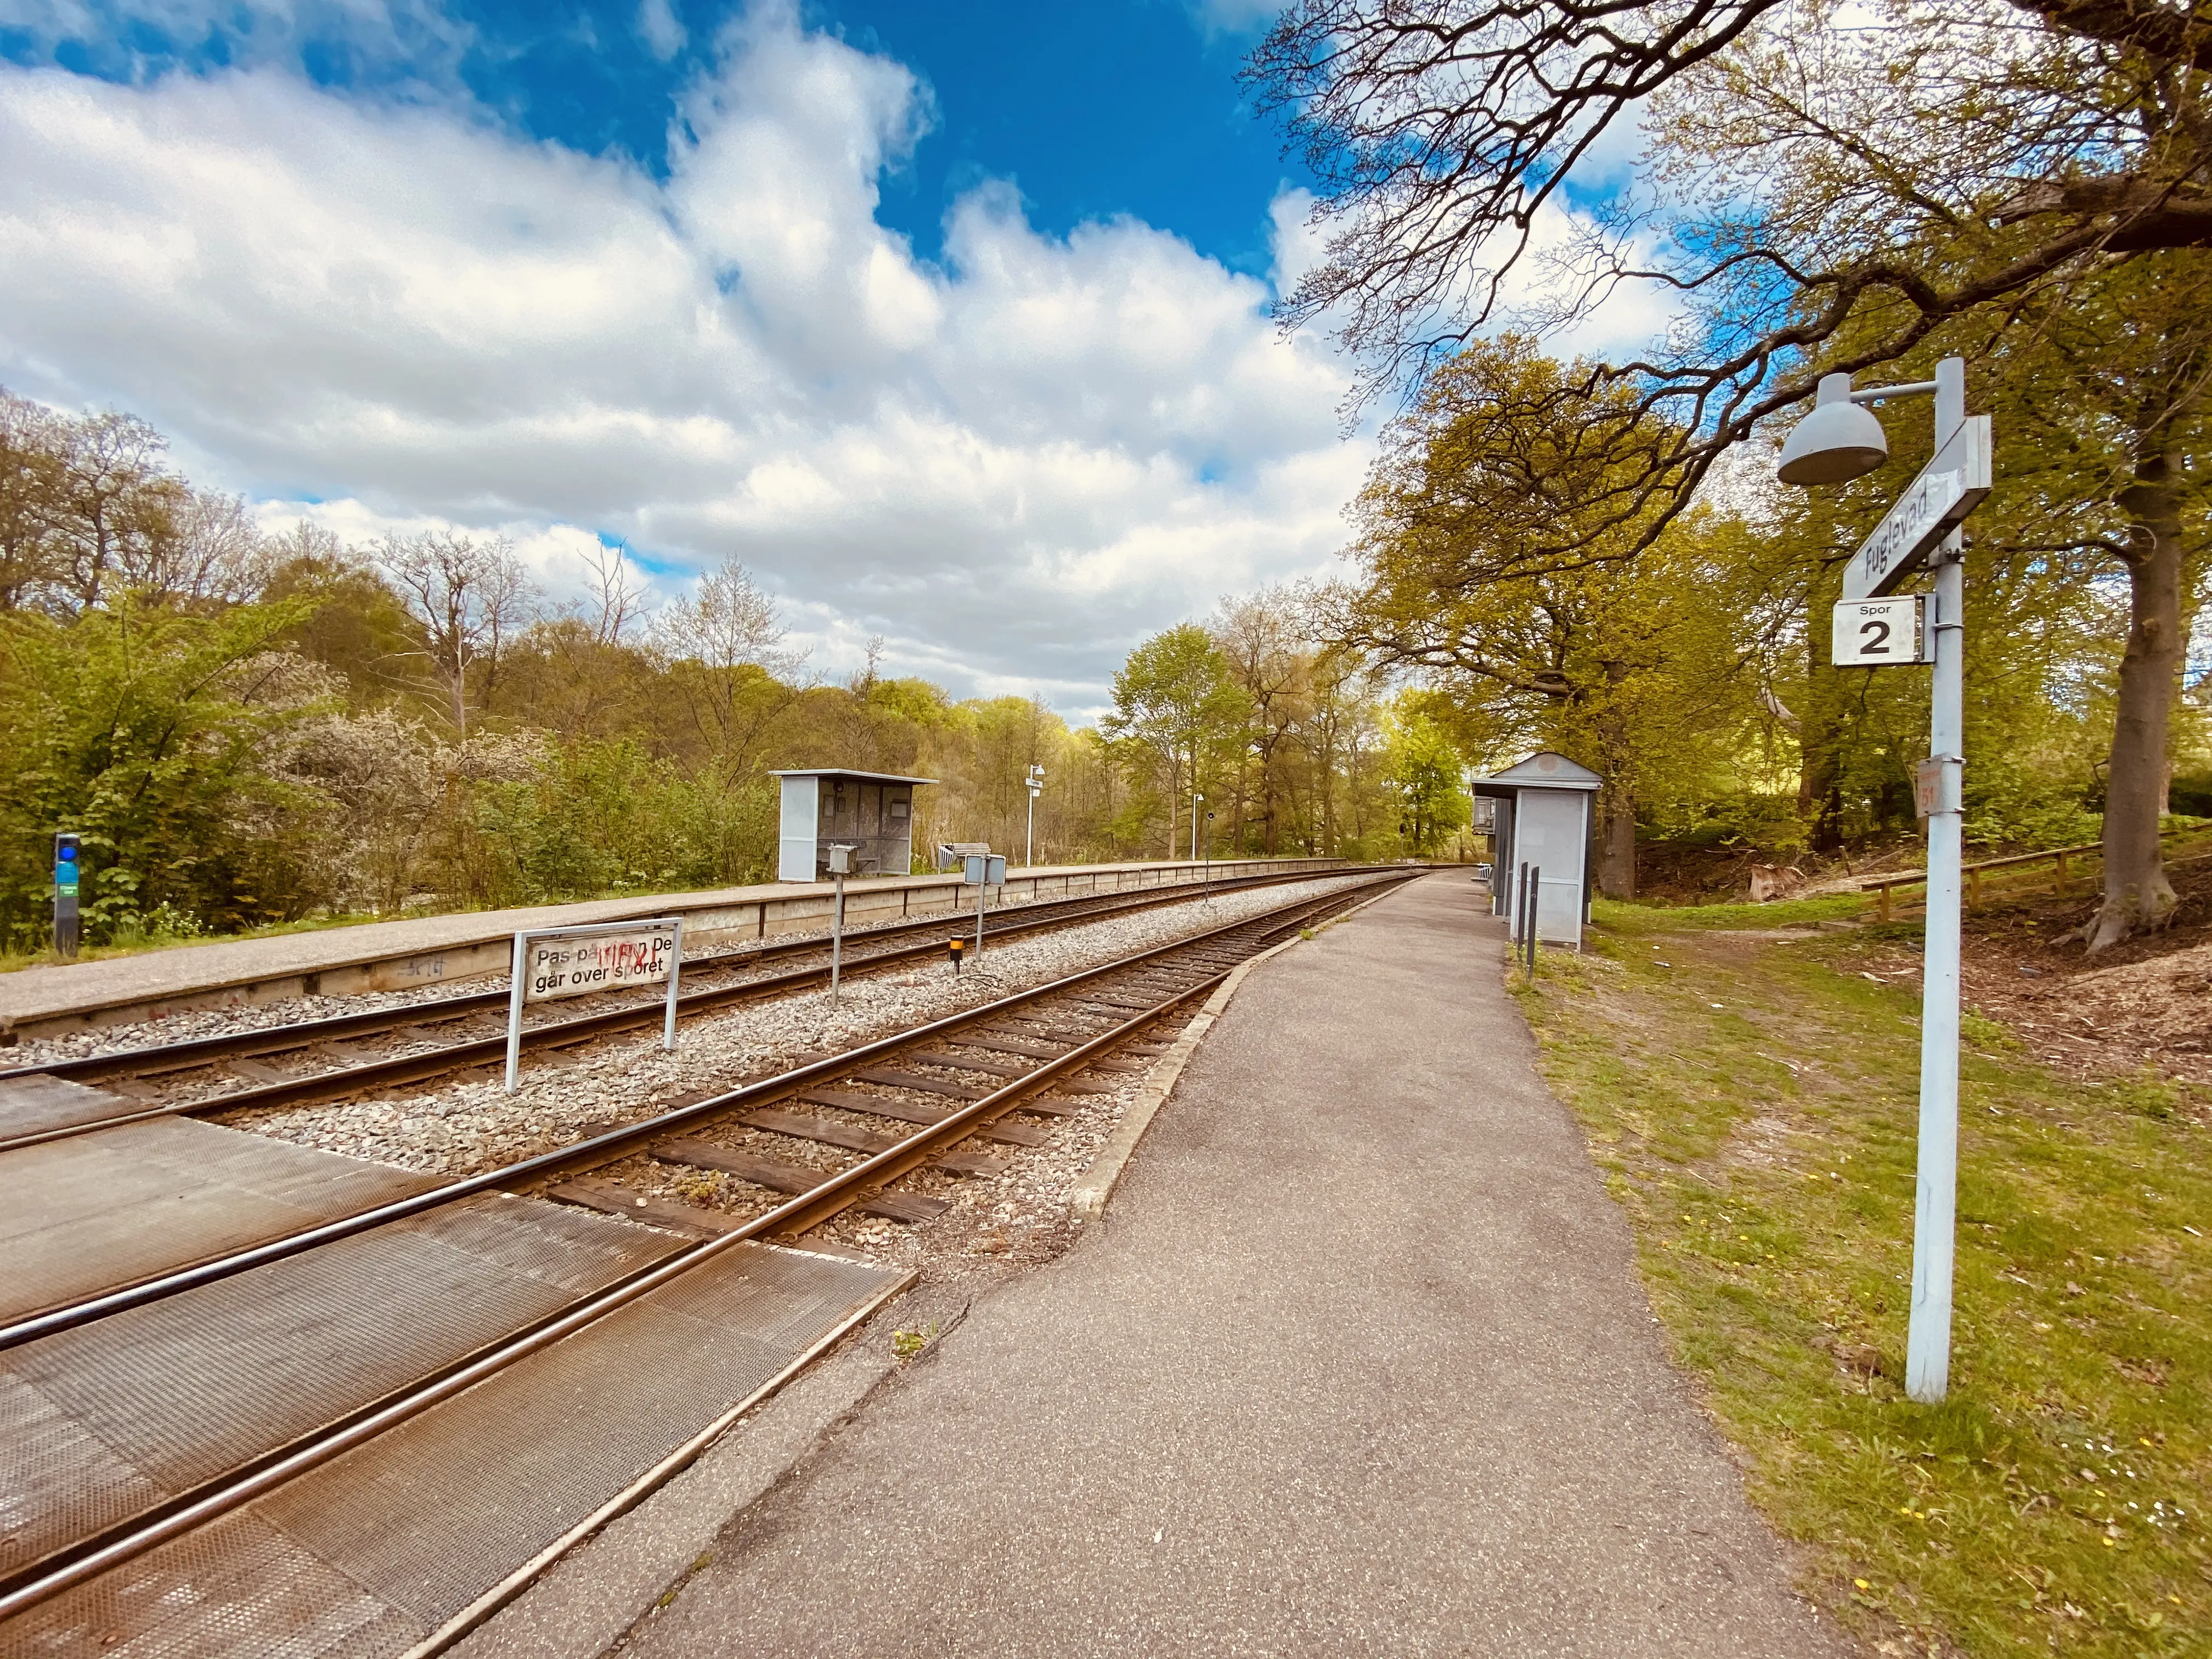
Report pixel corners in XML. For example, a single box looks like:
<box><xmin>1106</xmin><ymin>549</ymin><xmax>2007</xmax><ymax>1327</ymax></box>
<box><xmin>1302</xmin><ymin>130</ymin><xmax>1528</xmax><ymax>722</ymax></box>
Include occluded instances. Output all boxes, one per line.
<box><xmin>1264</xmin><ymin>170</ymin><xmax>1684</xmax><ymax>391</ymax></box>
<box><xmin>1267</xmin><ymin>186</ymin><xmax>1330</xmax><ymax>295</ymax></box>
<box><xmin>0</xmin><ymin>2</ymin><xmax>1372</xmax><ymax>718</ymax></box>
<box><xmin>1504</xmin><ymin>198</ymin><xmax>1688</xmax><ymax>360</ymax></box>
<box><xmin>635</xmin><ymin>0</ymin><xmax>687</xmax><ymax>61</ymax></box>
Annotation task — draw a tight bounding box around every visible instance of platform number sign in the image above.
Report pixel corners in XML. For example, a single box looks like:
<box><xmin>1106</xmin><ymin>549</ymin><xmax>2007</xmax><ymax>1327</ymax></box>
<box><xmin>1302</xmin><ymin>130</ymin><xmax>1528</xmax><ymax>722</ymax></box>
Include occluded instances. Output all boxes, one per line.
<box><xmin>1832</xmin><ymin>596</ymin><xmax>1928</xmax><ymax>667</ymax></box>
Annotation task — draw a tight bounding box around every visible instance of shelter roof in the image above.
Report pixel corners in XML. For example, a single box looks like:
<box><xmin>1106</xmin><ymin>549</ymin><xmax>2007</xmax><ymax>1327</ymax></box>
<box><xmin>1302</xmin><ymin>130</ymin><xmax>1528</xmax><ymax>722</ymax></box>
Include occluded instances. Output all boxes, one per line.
<box><xmin>1471</xmin><ymin>751</ymin><xmax>1602</xmax><ymax>797</ymax></box>
<box><xmin>768</xmin><ymin>769</ymin><xmax>938</xmax><ymax>786</ymax></box>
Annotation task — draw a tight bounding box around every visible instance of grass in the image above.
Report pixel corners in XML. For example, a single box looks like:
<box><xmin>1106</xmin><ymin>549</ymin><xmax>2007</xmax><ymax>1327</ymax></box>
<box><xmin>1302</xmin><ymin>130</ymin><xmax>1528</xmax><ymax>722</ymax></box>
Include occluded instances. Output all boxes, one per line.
<box><xmin>891</xmin><ymin>1322</ymin><xmax>941</xmax><ymax>1362</ymax></box>
<box><xmin>1593</xmin><ymin>892</ymin><xmax>1871</xmax><ymax>932</ymax></box>
<box><xmin>1519</xmin><ymin>900</ymin><xmax>2210</xmax><ymax>1656</ymax></box>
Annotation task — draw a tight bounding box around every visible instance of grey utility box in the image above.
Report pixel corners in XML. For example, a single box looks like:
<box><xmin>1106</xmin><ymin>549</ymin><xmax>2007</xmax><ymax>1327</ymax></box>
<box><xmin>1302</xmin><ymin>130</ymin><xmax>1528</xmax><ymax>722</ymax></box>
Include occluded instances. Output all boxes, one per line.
<box><xmin>1473</xmin><ymin>751</ymin><xmax>1600</xmax><ymax>948</ymax></box>
<box><xmin>772</xmin><ymin>769</ymin><xmax>935</xmax><ymax>882</ymax></box>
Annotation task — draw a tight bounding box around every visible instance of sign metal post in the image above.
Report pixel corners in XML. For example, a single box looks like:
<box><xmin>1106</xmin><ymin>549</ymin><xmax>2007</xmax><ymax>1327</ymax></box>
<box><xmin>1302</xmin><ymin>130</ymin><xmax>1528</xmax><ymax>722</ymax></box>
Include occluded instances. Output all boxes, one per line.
<box><xmin>1025</xmin><ymin>764</ymin><xmax>1044</xmax><ymax>868</ymax></box>
<box><xmin>1907</xmin><ymin>358</ymin><xmax>1972</xmax><ymax>1404</ymax></box>
<box><xmin>1781</xmin><ymin>354</ymin><xmax>1987</xmax><ymax>1403</ymax></box>
<box><xmin>827</xmin><ymin>843</ymin><xmax>855</xmax><ymax>1007</ymax></box>
<box><xmin>962</xmin><ymin>851</ymin><xmax>1005</xmax><ymax>962</ymax></box>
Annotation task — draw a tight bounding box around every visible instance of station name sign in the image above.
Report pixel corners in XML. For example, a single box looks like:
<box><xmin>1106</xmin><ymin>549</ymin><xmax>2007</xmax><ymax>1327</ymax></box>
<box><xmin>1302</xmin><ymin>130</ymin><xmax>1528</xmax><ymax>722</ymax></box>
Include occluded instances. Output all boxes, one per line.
<box><xmin>523</xmin><ymin>928</ymin><xmax>676</xmax><ymax>1003</ymax></box>
<box><xmin>1841</xmin><ymin>416</ymin><xmax>1993</xmax><ymax>602</ymax></box>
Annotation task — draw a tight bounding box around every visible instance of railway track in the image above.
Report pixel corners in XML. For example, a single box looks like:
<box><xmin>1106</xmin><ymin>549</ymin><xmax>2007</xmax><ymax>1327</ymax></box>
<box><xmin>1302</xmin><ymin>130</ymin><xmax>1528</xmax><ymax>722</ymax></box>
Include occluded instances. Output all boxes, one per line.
<box><xmin>0</xmin><ymin>864</ymin><xmax>1348</xmax><ymax>1154</ymax></box>
<box><xmin>0</xmin><ymin>870</ymin><xmax>1414</xmax><ymax>1655</ymax></box>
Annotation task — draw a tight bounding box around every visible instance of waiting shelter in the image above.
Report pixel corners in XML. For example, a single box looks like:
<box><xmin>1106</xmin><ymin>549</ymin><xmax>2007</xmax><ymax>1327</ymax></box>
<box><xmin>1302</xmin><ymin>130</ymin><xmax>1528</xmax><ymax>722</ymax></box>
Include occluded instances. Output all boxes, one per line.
<box><xmin>771</xmin><ymin>769</ymin><xmax>935</xmax><ymax>882</ymax></box>
<box><xmin>1473</xmin><ymin>751</ymin><xmax>1600</xmax><ymax>948</ymax></box>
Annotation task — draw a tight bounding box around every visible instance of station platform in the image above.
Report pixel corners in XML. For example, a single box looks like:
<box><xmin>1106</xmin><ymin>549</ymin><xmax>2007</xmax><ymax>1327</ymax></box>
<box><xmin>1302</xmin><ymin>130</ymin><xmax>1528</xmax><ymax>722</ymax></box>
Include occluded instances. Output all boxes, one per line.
<box><xmin>0</xmin><ymin>856</ymin><xmax>1341</xmax><ymax>1041</ymax></box>
<box><xmin>611</xmin><ymin>872</ymin><xmax>1852</xmax><ymax>1656</ymax></box>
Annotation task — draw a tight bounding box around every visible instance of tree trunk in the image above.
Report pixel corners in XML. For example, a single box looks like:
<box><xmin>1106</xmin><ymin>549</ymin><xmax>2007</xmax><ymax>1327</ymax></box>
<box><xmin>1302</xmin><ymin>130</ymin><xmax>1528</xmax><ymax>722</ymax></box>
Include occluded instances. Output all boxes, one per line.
<box><xmin>1798</xmin><ymin>615</ymin><xmax>1849</xmax><ymax>851</ymax></box>
<box><xmin>2084</xmin><ymin>443</ymin><xmax>2185</xmax><ymax>951</ymax></box>
<box><xmin>1261</xmin><ymin>741</ymin><xmax>1280</xmax><ymax>854</ymax></box>
<box><xmin>1594</xmin><ymin>685</ymin><xmax>1637</xmax><ymax>898</ymax></box>
<box><xmin>1597</xmin><ymin>787</ymin><xmax>1637</xmax><ymax>899</ymax></box>
<box><xmin>1318</xmin><ymin>723</ymin><xmax>1337</xmax><ymax>854</ymax></box>
<box><xmin>1165</xmin><ymin>756</ymin><xmax>1180</xmax><ymax>861</ymax></box>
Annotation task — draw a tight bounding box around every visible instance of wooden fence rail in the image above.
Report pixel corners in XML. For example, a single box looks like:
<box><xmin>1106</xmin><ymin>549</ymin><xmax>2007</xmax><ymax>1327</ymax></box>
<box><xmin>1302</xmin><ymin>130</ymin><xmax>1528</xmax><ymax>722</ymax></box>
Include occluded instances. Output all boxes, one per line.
<box><xmin>1860</xmin><ymin>827</ymin><xmax>2205</xmax><ymax>922</ymax></box>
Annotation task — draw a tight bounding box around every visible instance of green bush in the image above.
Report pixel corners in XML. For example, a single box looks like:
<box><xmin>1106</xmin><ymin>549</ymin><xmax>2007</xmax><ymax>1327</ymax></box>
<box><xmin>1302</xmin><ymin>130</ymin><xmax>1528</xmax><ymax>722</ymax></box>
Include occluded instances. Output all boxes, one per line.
<box><xmin>0</xmin><ymin>596</ymin><xmax>331</xmax><ymax>949</ymax></box>
<box><xmin>466</xmin><ymin>742</ymin><xmax>777</xmax><ymax>906</ymax></box>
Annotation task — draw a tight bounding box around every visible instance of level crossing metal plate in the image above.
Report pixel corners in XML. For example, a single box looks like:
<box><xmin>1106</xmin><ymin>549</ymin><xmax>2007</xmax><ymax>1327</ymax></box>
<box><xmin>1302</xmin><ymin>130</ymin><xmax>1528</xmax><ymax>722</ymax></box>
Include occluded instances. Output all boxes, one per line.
<box><xmin>0</xmin><ymin>1192</ymin><xmax>693</xmax><ymax>1585</ymax></box>
<box><xmin>3</xmin><ymin>1239</ymin><xmax>910</xmax><ymax>1656</ymax></box>
<box><xmin>0</xmin><ymin>1073</ymin><xmax>137</xmax><ymax>1141</ymax></box>
<box><xmin>0</xmin><ymin>1116</ymin><xmax>442</xmax><ymax>1325</ymax></box>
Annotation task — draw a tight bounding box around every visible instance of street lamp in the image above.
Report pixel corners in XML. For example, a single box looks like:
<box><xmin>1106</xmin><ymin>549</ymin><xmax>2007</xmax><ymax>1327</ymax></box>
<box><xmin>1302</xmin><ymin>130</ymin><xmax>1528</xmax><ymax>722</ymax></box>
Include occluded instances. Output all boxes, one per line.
<box><xmin>1776</xmin><ymin>373</ymin><xmax>1891</xmax><ymax>484</ymax></box>
<box><xmin>1024</xmin><ymin>764</ymin><xmax>1044</xmax><ymax>869</ymax></box>
<box><xmin>1774</xmin><ymin>354</ymin><xmax>1987</xmax><ymax>1405</ymax></box>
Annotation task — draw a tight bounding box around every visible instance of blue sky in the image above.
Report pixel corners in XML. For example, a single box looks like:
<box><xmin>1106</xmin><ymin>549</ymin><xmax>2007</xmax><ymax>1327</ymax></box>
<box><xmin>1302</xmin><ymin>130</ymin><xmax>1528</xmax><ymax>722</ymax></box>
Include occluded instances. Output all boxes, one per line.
<box><xmin>0</xmin><ymin>0</ymin><xmax>1360</xmax><ymax>712</ymax></box>
<box><xmin>6</xmin><ymin>1</ymin><xmax>1306</xmax><ymax>273</ymax></box>
<box><xmin>0</xmin><ymin>2</ymin><xmax>1655</xmax><ymax>713</ymax></box>
<box><xmin>822</xmin><ymin>2</ymin><xmax>1301</xmax><ymax>277</ymax></box>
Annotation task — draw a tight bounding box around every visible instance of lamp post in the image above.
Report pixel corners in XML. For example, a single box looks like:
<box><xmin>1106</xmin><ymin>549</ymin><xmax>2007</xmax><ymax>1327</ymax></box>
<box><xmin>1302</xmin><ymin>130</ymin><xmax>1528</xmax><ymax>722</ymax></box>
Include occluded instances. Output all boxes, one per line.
<box><xmin>1025</xmin><ymin>764</ymin><xmax>1044</xmax><ymax>868</ymax></box>
<box><xmin>1775</xmin><ymin>354</ymin><xmax>1984</xmax><ymax>1404</ymax></box>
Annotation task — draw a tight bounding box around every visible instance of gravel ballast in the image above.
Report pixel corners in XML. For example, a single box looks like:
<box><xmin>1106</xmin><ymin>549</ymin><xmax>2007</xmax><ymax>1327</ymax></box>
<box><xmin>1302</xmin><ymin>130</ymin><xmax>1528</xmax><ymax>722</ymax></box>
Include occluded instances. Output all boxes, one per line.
<box><xmin>206</xmin><ymin>873</ymin><xmax>1378</xmax><ymax>1183</ymax></box>
<box><xmin>0</xmin><ymin>893</ymin><xmax>1080</xmax><ymax>1074</ymax></box>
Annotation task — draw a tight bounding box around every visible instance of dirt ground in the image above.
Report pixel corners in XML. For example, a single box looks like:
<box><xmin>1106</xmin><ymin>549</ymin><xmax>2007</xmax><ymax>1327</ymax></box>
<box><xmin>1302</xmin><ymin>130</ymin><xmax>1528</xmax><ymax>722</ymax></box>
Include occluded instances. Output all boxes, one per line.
<box><xmin>1848</xmin><ymin>855</ymin><xmax>2212</xmax><ymax>1093</ymax></box>
<box><xmin>1633</xmin><ymin>835</ymin><xmax>1929</xmax><ymax>906</ymax></box>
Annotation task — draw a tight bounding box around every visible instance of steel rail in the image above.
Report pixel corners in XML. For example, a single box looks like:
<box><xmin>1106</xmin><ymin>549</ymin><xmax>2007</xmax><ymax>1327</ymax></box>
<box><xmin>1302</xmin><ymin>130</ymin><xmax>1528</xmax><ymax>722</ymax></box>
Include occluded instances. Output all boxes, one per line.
<box><xmin>0</xmin><ymin>864</ymin><xmax>1321</xmax><ymax>1085</ymax></box>
<box><xmin>0</xmin><ymin>866</ymin><xmax>1350</xmax><ymax>1155</ymax></box>
<box><xmin>0</xmin><ymin>940</ymin><xmax>1228</xmax><ymax>1604</ymax></box>
<box><xmin>0</xmin><ymin>875</ymin><xmax>1404</xmax><ymax>1627</ymax></box>
<box><xmin>0</xmin><ymin>872</ymin><xmax>1409</xmax><ymax>1353</ymax></box>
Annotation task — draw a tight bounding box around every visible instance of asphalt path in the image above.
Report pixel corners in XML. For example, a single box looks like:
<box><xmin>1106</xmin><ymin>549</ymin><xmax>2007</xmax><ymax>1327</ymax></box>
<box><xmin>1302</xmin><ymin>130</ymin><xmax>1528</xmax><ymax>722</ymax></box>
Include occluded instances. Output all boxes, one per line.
<box><xmin>625</xmin><ymin>872</ymin><xmax>1858</xmax><ymax>1657</ymax></box>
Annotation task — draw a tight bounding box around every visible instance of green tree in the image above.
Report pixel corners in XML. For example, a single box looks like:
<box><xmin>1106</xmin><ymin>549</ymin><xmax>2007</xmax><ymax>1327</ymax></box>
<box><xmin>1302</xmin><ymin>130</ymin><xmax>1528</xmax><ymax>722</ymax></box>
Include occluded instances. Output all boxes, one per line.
<box><xmin>1104</xmin><ymin>624</ymin><xmax>1248</xmax><ymax>858</ymax></box>
<box><xmin>653</xmin><ymin>555</ymin><xmax>801</xmax><ymax>783</ymax></box>
<box><xmin>1383</xmin><ymin>697</ymin><xmax>1471</xmax><ymax>855</ymax></box>
<box><xmin>1342</xmin><ymin>340</ymin><xmax>1758</xmax><ymax>895</ymax></box>
<box><xmin>374</xmin><ymin>530</ymin><xmax>535</xmax><ymax>737</ymax></box>
<box><xmin>0</xmin><ymin>595</ymin><xmax>331</xmax><ymax>945</ymax></box>
<box><xmin>1211</xmin><ymin>588</ymin><xmax>1314</xmax><ymax>855</ymax></box>
<box><xmin>1250</xmin><ymin>0</ymin><xmax>2212</xmax><ymax>942</ymax></box>
<box><xmin>262</xmin><ymin>532</ymin><xmax>435</xmax><ymax>714</ymax></box>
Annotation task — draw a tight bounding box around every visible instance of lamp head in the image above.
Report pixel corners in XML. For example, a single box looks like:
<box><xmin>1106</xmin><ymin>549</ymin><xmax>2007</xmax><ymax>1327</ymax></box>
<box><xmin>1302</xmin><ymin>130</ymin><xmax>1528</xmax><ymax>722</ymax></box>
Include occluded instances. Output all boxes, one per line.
<box><xmin>1776</xmin><ymin>372</ymin><xmax>1889</xmax><ymax>486</ymax></box>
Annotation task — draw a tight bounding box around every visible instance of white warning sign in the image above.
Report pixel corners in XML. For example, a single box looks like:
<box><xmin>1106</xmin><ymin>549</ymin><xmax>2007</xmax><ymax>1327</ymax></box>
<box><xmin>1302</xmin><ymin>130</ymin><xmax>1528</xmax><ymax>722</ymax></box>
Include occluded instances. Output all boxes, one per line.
<box><xmin>522</xmin><ymin>928</ymin><xmax>677</xmax><ymax>1003</ymax></box>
